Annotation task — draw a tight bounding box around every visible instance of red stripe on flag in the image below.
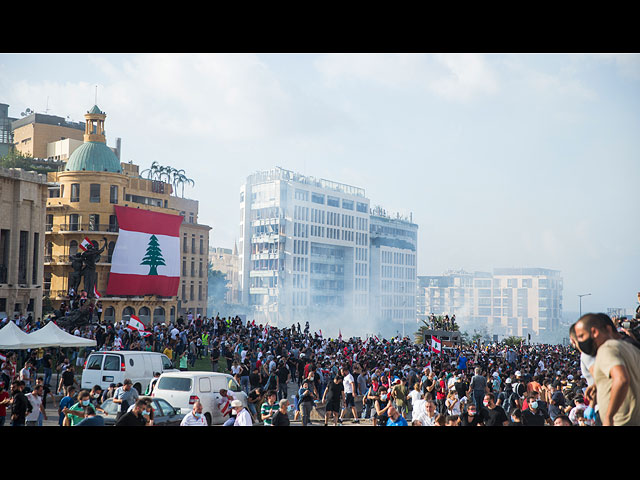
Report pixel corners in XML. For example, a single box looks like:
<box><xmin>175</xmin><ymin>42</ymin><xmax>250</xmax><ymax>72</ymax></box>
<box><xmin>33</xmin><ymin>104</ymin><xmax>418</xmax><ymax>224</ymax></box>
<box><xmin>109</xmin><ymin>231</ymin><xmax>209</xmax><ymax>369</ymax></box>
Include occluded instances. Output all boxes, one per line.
<box><xmin>106</xmin><ymin>272</ymin><xmax>179</xmax><ymax>297</ymax></box>
<box><xmin>114</xmin><ymin>205</ymin><xmax>183</xmax><ymax>237</ymax></box>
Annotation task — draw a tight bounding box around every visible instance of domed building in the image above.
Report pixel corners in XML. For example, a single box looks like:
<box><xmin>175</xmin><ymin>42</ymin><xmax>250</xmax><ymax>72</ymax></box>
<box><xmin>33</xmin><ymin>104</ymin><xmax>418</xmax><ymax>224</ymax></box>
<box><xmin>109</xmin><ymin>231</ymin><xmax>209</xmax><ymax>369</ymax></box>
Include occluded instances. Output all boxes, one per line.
<box><xmin>44</xmin><ymin>105</ymin><xmax>211</xmax><ymax>326</ymax></box>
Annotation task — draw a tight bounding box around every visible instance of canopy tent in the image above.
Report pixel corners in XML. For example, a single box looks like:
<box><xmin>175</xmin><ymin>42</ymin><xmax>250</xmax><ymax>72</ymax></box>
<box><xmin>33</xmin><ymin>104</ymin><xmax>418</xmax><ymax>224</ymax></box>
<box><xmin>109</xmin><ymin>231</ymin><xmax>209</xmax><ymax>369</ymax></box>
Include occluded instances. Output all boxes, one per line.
<box><xmin>0</xmin><ymin>321</ymin><xmax>96</xmax><ymax>350</ymax></box>
<box><xmin>24</xmin><ymin>322</ymin><xmax>96</xmax><ymax>348</ymax></box>
<box><xmin>0</xmin><ymin>321</ymin><xmax>44</xmax><ymax>350</ymax></box>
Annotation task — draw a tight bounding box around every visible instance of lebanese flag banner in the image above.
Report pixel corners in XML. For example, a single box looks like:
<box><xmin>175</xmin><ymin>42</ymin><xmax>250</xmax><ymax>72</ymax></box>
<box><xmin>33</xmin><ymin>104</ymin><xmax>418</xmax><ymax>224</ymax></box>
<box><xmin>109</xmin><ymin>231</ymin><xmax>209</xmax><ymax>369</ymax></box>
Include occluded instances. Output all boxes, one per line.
<box><xmin>93</xmin><ymin>285</ymin><xmax>101</xmax><ymax>299</ymax></box>
<box><xmin>127</xmin><ymin>315</ymin><xmax>146</xmax><ymax>333</ymax></box>
<box><xmin>79</xmin><ymin>236</ymin><xmax>92</xmax><ymax>251</ymax></box>
<box><xmin>431</xmin><ymin>337</ymin><xmax>441</xmax><ymax>354</ymax></box>
<box><xmin>106</xmin><ymin>206</ymin><xmax>182</xmax><ymax>297</ymax></box>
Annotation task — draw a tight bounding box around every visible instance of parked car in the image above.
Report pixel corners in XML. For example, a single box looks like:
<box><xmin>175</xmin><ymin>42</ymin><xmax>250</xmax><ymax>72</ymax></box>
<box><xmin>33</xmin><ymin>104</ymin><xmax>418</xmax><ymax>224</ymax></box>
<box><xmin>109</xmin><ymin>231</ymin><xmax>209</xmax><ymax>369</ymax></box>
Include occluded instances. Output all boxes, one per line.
<box><xmin>99</xmin><ymin>396</ymin><xmax>185</xmax><ymax>426</ymax></box>
<box><xmin>81</xmin><ymin>350</ymin><xmax>178</xmax><ymax>394</ymax></box>
<box><xmin>152</xmin><ymin>371</ymin><xmax>248</xmax><ymax>425</ymax></box>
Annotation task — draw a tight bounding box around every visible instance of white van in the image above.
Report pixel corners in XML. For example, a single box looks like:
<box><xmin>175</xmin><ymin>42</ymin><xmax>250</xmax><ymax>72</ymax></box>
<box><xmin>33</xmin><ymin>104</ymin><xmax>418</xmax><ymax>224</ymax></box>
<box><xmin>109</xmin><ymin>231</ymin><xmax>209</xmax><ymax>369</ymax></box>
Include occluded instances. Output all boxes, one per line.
<box><xmin>81</xmin><ymin>351</ymin><xmax>178</xmax><ymax>394</ymax></box>
<box><xmin>152</xmin><ymin>371</ymin><xmax>248</xmax><ymax>426</ymax></box>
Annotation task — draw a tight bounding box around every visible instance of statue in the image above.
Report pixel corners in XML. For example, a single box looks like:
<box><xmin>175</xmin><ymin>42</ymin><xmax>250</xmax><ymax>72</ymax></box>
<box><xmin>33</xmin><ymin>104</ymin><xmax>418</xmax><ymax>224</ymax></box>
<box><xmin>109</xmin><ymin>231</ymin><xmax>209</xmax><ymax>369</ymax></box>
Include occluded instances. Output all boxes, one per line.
<box><xmin>81</xmin><ymin>237</ymin><xmax>108</xmax><ymax>298</ymax></box>
<box><xmin>68</xmin><ymin>252</ymin><xmax>85</xmax><ymax>294</ymax></box>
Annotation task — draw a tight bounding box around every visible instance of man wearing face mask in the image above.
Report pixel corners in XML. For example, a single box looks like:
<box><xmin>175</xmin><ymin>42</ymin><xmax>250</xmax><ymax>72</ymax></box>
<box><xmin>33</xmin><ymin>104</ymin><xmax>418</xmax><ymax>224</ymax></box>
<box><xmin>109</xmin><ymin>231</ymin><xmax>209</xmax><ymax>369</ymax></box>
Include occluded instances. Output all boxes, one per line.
<box><xmin>115</xmin><ymin>399</ymin><xmax>148</xmax><ymax>426</ymax></box>
<box><xmin>63</xmin><ymin>389</ymin><xmax>96</xmax><ymax>426</ymax></box>
<box><xmin>521</xmin><ymin>393</ymin><xmax>546</xmax><ymax>426</ymax></box>
<box><xmin>180</xmin><ymin>400</ymin><xmax>207</xmax><ymax>426</ymax></box>
<box><xmin>573</xmin><ymin>313</ymin><xmax>640</xmax><ymax>426</ymax></box>
<box><xmin>459</xmin><ymin>403</ymin><xmax>481</xmax><ymax>426</ymax></box>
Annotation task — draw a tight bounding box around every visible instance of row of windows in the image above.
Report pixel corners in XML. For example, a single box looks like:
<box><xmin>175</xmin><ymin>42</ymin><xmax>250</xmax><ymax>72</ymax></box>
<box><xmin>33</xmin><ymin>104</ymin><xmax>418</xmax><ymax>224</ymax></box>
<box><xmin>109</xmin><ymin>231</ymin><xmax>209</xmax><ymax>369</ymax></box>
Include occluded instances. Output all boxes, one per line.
<box><xmin>182</xmin><ymin>235</ymin><xmax>205</xmax><ymax>255</ymax></box>
<box><xmin>182</xmin><ymin>257</ymin><xmax>205</xmax><ymax>278</ymax></box>
<box><xmin>305</xmin><ymin>191</ymin><xmax>367</xmax><ymax>214</ymax></box>
<box><xmin>181</xmin><ymin>282</ymin><xmax>204</xmax><ymax>302</ymax></box>
<box><xmin>62</xmin><ymin>183</ymin><xmax>119</xmax><ymax>204</ymax></box>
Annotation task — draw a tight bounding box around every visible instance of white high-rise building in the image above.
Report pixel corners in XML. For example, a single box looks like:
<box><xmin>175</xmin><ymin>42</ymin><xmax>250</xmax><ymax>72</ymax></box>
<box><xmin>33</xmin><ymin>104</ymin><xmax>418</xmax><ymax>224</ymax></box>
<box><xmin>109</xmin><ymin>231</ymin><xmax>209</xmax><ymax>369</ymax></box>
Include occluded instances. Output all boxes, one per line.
<box><xmin>239</xmin><ymin>167</ymin><xmax>371</xmax><ymax>329</ymax></box>
<box><xmin>239</xmin><ymin>167</ymin><xmax>418</xmax><ymax>336</ymax></box>
<box><xmin>369</xmin><ymin>208</ymin><xmax>418</xmax><ymax>336</ymax></box>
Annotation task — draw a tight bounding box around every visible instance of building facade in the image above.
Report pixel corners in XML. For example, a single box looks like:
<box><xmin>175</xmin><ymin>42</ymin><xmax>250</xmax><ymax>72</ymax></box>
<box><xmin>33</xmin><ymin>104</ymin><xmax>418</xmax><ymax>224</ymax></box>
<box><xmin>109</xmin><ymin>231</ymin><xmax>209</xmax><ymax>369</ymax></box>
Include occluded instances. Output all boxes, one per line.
<box><xmin>239</xmin><ymin>167</ymin><xmax>418</xmax><ymax>336</ymax></box>
<box><xmin>417</xmin><ymin>267</ymin><xmax>563</xmax><ymax>339</ymax></box>
<box><xmin>12</xmin><ymin>112</ymin><xmax>85</xmax><ymax>159</ymax></box>
<box><xmin>170</xmin><ymin>196</ymin><xmax>210</xmax><ymax>318</ymax></box>
<box><xmin>0</xmin><ymin>167</ymin><xmax>49</xmax><ymax>320</ymax></box>
<box><xmin>44</xmin><ymin>105</ymin><xmax>209</xmax><ymax>326</ymax></box>
<box><xmin>0</xmin><ymin>103</ymin><xmax>16</xmax><ymax>157</ymax></box>
<box><xmin>209</xmin><ymin>245</ymin><xmax>240</xmax><ymax>305</ymax></box>
<box><xmin>239</xmin><ymin>167</ymin><xmax>371</xmax><ymax>327</ymax></box>
<box><xmin>369</xmin><ymin>209</ymin><xmax>418</xmax><ymax>335</ymax></box>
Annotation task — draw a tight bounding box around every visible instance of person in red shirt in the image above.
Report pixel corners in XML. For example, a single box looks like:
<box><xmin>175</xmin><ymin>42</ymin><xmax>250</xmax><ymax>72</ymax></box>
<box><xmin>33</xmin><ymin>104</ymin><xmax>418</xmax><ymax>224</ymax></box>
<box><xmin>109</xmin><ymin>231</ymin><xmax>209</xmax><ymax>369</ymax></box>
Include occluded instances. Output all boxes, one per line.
<box><xmin>436</xmin><ymin>374</ymin><xmax>447</xmax><ymax>415</ymax></box>
<box><xmin>0</xmin><ymin>381</ymin><xmax>10</xmax><ymax>427</ymax></box>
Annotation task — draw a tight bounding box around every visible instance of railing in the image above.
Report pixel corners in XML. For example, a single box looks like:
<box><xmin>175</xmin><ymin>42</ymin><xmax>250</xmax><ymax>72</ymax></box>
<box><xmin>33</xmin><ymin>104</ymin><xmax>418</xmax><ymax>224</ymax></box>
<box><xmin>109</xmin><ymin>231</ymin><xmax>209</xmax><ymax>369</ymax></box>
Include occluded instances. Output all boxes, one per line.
<box><xmin>56</xmin><ymin>224</ymin><xmax>119</xmax><ymax>233</ymax></box>
<box><xmin>44</xmin><ymin>255</ymin><xmax>113</xmax><ymax>263</ymax></box>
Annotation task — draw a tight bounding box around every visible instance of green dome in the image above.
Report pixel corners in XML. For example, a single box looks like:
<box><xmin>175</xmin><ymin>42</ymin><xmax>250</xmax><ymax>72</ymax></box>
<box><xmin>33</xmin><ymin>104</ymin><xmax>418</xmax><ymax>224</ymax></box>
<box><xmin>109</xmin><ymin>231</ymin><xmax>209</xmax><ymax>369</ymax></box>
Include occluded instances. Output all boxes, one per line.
<box><xmin>66</xmin><ymin>141</ymin><xmax>121</xmax><ymax>173</ymax></box>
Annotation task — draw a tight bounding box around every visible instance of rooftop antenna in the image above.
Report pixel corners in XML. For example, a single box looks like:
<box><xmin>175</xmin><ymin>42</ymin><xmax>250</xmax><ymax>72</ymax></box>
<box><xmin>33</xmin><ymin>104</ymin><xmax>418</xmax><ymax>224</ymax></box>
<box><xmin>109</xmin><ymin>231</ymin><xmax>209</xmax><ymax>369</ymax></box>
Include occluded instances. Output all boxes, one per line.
<box><xmin>95</xmin><ymin>85</ymin><xmax>98</xmax><ymax>105</ymax></box>
<box><xmin>45</xmin><ymin>96</ymin><xmax>50</xmax><ymax>114</ymax></box>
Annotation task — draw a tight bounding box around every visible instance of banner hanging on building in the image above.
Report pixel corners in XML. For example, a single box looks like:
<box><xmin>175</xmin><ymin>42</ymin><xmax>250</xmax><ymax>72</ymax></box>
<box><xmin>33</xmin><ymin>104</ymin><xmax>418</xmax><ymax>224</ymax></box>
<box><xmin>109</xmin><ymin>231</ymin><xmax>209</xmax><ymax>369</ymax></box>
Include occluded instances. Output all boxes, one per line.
<box><xmin>106</xmin><ymin>206</ymin><xmax>182</xmax><ymax>297</ymax></box>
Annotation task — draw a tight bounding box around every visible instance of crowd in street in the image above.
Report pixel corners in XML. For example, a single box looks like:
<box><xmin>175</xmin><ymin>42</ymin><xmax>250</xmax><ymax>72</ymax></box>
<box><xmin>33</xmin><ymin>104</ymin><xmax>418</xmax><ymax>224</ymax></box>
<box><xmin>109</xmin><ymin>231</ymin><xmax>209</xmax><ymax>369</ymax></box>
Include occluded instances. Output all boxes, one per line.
<box><xmin>2</xmin><ymin>308</ymin><xmax>640</xmax><ymax>426</ymax></box>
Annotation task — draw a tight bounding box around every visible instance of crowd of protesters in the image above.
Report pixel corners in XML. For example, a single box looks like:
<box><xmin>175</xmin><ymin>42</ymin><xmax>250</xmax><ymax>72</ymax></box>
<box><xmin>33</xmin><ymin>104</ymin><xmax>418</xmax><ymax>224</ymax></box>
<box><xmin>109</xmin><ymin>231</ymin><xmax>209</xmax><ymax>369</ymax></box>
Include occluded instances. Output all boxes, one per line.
<box><xmin>2</xmin><ymin>306</ymin><xmax>640</xmax><ymax>426</ymax></box>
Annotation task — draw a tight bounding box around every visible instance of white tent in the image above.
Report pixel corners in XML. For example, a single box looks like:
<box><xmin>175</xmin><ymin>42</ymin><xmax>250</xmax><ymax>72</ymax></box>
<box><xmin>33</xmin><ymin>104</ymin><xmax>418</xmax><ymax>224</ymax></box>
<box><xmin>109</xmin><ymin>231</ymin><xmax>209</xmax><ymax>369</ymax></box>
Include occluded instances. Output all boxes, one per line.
<box><xmin>0</xmin><ymin>321</ymin><xmax>96</xmax><ymax>350</ymax></box>
<box><xmin>0</xmin><ymin>321</ymin><xmax>44</xmax><ymax>350</ymax></box>
<box><xmin>25</xmin><ymin>322</ymin><xmax>96</xmax><ymax>348</ymax></box>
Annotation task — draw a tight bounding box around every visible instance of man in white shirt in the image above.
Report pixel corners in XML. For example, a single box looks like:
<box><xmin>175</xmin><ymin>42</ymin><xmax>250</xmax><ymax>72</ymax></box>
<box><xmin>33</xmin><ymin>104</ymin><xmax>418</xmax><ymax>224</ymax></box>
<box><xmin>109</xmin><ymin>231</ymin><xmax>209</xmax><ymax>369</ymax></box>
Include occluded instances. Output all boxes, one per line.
<box><xmin>25</xmin><ymin>384</ymin><xmax>47</xmax><ymax>426</ymax></box>
<box><xmin>180</xmin><ymin>401</ymin><xmax>208</xmax><ymax>426</ymax></box>
<box><xmin>413</xmin><ymin>399</ymin><xmax>437</xmax><ymax>426</ymax></box>
<box><xmin>339</xmin><ymin>367</ymin><xmax>359</xmax><ymax>424</ymax></box>
<box><xmin>232</xmin><ymin>400</ymin><xmax>252</xmax><ymax>426</ymax></box>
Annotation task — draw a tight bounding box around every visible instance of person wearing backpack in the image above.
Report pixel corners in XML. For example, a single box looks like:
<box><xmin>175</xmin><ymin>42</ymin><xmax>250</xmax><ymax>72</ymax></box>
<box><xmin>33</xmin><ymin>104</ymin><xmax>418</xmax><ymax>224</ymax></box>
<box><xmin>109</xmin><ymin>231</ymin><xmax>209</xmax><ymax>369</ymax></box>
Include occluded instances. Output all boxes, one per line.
<box><xmin>391</xmin><ymin>378</ymin><xmax>409</xmax><ymax>418</ymax></box>
<box><xmin>509</xmin><ymin>371</ymin><xmax>527</xmax><ymax>412</ymax></box>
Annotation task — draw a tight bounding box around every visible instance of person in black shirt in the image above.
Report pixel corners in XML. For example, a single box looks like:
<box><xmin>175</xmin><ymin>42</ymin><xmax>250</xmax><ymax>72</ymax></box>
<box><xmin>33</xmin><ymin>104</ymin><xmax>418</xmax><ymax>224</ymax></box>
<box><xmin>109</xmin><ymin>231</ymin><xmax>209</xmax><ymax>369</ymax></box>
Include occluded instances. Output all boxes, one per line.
<box><xmin>115</xmin><ymin>399</ymin><xmax>147</xmax><ymax>426</ymax></box>
<box><xmin>322</xmin><ymin>375</ymin><xmax>344</xmax><ymax>426</ymax></box>
<box><xmin>276</xmin><ymin>361</ymin><xmax>290</xmax><ymax>401</ymax></box>
<box><xmin>272</xmin><ymin>399</ymin><xmax>291</xmax><ymax>426</ymax></box>
<box><xmin>459</xmin><ymin>404</ymin><xmax>481</xmax><ymax>426</ymax></box>
<box><xmin>521</xmin><ymin>395</ymin><xmax>547</xmax><ymax>426</ymax></box>
<box><xmin>10</xmin><ymin>380</ymin><xmax>32</xmax><ymax>426</ymax></box>
<box><xmin>480</xmin><ymin>393</ymin><xmax>509</xmax><ymax>426</ymax></box>
<box><xmin>210</xmin><ymin>344</ymin><xmax>220</xmax><ymax>372</ymax></box>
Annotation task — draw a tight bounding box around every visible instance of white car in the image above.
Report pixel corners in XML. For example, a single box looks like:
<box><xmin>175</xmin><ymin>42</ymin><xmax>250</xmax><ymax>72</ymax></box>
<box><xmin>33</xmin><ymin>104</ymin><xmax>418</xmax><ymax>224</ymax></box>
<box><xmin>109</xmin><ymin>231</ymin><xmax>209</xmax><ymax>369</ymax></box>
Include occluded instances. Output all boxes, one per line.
<box><xmin>81</xmin><ymin>350</ymin><xmax>178</xmax><ymax>394</ymax></box>
<box><xmin>152</xmin><ymin>371</ymin><xmax>248</xmax><ymax>426</ymax></box>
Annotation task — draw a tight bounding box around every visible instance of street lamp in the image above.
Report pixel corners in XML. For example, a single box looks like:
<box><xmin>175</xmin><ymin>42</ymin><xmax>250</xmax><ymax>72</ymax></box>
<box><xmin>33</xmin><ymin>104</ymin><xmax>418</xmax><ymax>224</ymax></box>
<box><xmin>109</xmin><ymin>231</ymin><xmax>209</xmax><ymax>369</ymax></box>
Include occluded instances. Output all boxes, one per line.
<box><xmin>578</xmin><ymin>293</ymin><xmax>591</xmax><ymax>317</ymax></box>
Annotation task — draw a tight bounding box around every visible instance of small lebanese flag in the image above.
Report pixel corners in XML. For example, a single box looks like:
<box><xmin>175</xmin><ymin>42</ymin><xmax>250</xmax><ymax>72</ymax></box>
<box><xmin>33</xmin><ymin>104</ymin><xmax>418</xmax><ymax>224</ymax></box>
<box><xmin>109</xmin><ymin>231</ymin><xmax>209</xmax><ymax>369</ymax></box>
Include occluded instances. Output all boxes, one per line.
<box><xmin>127</xmin><ymin>315</ymin><xmax>146</xmax><ymax>333</ymax></box>
<box><xmin>79</xmin><ymin>236</ymin><xmax>92</xmax><ymax>252</ymax></box>
<box><xmin>338</xmin><ymin>330</ymin><xmax>342</xmax><ymax>341</ymax></box>
<box><xmin>93</xmin><ymin>285</ymin><xmax>101</xmax><ymax>298</ymax></box>
<box><xmin>106</xmin><ymin>206</ymin><xmax>182</xmax><ymax>297</ymax></box>
<box><xmin>431</xmin><ymin>337</ymin><xmax>441</xmax><ymax>354</ymax></box>
<box><xmin>0</xmin><ymin>353</ymin><xmax>6</xmax><ymax>362</ymax></box>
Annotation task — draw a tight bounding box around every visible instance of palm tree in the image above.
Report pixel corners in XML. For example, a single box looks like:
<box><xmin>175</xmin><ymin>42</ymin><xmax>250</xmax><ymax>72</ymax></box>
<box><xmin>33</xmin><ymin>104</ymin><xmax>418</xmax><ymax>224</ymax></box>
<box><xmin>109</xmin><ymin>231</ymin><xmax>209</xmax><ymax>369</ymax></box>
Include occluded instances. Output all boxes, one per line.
<box><xmin>141</xmin><ymin>161</ymin><xmax>161</xmax><ymax>180</ymax></box>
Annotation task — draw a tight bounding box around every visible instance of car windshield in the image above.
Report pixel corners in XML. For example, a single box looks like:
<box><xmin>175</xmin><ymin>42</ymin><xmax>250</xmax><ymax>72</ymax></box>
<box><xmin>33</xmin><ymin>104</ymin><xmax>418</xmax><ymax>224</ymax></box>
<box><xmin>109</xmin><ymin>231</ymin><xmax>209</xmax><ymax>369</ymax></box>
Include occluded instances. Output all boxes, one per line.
<box><xmin>100</xmin><ymin>399</ymin><xmax>119</xmax><ymax>415</ymax></box>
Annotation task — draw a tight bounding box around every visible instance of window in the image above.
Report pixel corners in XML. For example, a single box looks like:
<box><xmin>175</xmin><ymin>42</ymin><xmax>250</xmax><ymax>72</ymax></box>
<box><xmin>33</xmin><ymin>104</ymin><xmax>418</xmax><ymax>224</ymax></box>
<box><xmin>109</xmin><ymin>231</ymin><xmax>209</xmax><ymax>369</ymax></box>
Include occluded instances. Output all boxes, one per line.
<box><xmin>327</xmin><ymin>195</ymin><xmax>340</xmax><ymax>207</ymax></box>
<box><xmin>108</xmin><ymin>215</ymin><xmax>118</xmax><ymax>232</ymax></box>
<box><xmin>46</xmin><ymin>214</ymin><xmax>53</xmax><ymax>231</ymax></box>
<box><xmin>103</xmin><ymin>355</ymin><xmax>121</xmax><ymax>372</ymax></box>
<box><xmin>90</xmin><ymin>184</ymin><xmax>100</xmax><ymax>203</ymax></box>
<box><xmin>85</xmin><ymin>355</ymin><xmax>103</xmax><ymax>370</ymax></box>
<box><xmin>157</xmin><ymin>377</ymin><xmax>192</xmax><ymax>391</ymax></box>
<box><xmin>357</xmin><ymin>202</ymin><xmax>368</xmax><ymax>213</ymax></box>
<box><xmin>89</xmin><ymin>214</ymin><xmax>100</xmax><ymax>231</ymax></box>
<box><xmin>342</xmin><ymin>199</ymin><xmax>354</xmax><ymax>210</ymax></box>
<box><xmin>311</xmin><ymin>193</ymin><xmax>325</xmax><ymax>205</ymax></box>
<box><xmin>70</xmin><ymin>183</ymin><xmax>80</xmax><ymax>202</ymax></box>
<box><xmin>110</xmin><ymin>185</ymin><xmax>118</xmax><ymax>204</ymax></box>
<box><xmin>69</xmin><ymin>214</ymin><xmax>79</xmax><ymax>231</ymax></box>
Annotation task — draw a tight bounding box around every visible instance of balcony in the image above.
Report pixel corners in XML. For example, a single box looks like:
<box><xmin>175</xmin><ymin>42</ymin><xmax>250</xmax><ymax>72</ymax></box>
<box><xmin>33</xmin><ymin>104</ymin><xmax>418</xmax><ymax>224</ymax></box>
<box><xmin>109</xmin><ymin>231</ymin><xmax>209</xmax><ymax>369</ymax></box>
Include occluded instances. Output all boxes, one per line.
<box><xmin>50</xmin><ymin>224</ymin><xmax>120</xmax><ymax>234</ymax></box>
<box><xmin>44</xmin><ymin>255</ymin><xmax>113</xmax><ymax>264</ymax></box>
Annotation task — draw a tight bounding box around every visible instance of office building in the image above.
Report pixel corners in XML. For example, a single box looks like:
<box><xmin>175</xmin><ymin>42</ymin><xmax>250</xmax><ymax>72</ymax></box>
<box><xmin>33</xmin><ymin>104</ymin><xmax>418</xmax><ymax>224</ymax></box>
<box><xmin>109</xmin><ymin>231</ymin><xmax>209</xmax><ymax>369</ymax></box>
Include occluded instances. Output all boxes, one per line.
<box><xmin>0</xmin><ymin>167</ymin><xmax>49</xmax><ymax>320</ymax></box>
<box><xmin>417</xmin><ymin>267</ymin><xmax>563</xmax><ymax>339</ymax></box>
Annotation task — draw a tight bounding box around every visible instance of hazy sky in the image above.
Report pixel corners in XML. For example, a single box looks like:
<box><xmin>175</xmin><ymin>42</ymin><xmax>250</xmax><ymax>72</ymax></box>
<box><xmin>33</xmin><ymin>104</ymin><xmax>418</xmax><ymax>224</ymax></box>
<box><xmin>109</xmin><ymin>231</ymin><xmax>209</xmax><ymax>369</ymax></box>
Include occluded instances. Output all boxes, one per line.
<box><xmin>1</xmin><ymin>53</ymin><xmax>638</xmax><ymax>314</ymax></box>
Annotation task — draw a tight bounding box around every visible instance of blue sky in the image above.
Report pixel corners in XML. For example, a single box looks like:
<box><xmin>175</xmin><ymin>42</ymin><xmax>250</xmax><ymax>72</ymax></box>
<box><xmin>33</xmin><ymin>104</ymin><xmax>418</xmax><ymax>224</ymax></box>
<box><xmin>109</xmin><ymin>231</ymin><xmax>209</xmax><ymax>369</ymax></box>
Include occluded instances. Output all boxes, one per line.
<box><xmin>1</xmin><ymin>53</ymin><xmax>638</xmax><ymax>314</ymax></box>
